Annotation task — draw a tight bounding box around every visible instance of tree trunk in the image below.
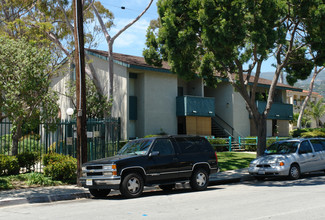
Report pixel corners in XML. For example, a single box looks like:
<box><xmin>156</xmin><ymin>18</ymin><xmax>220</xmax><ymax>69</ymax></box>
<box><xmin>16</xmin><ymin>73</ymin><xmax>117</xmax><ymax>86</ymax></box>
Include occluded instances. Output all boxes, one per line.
<box><xmin>297</xmin><ymin>68</ymin><xmax>320</xmax><ymax>129</ymax></box>
<box><xmin>256</xmin><ymin>116</ymin><xmax>267</xmax><ymax>157</ymax></box>
<box><xmin>107</xmin><ymin>42</ymin><xmax>114</xmax><ymax>100</ymax></box>
<box><xmin>11</xmin><ymin>123</ymin><xmax>22</xmax><ymax>156</ymax></box>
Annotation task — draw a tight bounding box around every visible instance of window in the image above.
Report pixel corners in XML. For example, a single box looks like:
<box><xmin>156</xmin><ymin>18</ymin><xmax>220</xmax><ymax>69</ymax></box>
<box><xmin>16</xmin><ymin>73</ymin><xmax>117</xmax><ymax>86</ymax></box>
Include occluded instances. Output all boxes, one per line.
<box><xmin>311</xmin><ymin>140</ymin><xmax>325</xmax><ymax>152</ymax></box>
<box><xmin>151</xmin><ymin>139</ymin><xmax>175</xmax><ymax>156</ymax></box>
<box><xmin>299</xmin><ymin>141</ymin><xmax>313</xmax><ymax>154</ymax></box>
<box><xmin>176</xmin><ymin>137</ymin><xmax>211</xmax><ymax>154</ymax></box>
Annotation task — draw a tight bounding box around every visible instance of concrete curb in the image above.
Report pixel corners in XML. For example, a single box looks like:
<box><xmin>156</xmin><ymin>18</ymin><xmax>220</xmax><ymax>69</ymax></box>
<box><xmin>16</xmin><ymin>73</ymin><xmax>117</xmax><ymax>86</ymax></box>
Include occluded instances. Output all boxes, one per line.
<box><xmin>0</xmin><ymin>192</ymin><xmax>91</xmax><ymax>208</ymax></box>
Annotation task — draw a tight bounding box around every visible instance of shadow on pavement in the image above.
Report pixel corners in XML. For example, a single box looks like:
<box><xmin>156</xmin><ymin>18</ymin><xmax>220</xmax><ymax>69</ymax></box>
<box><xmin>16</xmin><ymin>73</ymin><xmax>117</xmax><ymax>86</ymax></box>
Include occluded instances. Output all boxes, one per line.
<box><xmin>243</xmin><ymin>172</ymin><xmax>325</xmax><ymax>187</ymax></box>
<box><xmin>91</xmin><ymin>186</ymin><xmax>224</xmax><ymax>201</ymax></box>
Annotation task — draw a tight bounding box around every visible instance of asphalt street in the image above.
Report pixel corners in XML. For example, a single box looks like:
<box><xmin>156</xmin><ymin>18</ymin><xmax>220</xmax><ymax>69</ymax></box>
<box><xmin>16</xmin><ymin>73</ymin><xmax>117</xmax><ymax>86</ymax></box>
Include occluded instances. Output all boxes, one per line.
<box><xmin>1</xmin><ymin>172</ymin><xmax>325</xmax><ymax>220</ymax></box>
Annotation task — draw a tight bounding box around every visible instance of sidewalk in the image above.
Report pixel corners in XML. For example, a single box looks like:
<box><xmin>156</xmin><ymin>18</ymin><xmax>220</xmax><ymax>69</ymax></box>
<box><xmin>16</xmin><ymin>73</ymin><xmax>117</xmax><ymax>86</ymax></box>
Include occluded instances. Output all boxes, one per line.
<box><xmin>0</xmin><ymin>168</ymin><xmax>253</xmax><ymax>207</ymax></box>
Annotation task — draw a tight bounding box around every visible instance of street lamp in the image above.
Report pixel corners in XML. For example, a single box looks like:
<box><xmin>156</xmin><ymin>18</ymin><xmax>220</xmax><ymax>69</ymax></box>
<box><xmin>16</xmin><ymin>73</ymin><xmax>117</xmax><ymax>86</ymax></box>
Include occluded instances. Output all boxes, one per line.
<box><xmin>66</xmin><ymin>108</ymin><xmax>74</xmax><ymax>122</ymax></box>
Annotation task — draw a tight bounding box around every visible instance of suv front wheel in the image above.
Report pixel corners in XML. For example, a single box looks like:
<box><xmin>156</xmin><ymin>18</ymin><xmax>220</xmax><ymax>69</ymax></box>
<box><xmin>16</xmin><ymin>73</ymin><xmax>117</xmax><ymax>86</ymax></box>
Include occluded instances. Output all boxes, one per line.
<box><xmin>120</xmin><ymin>173</ymin><xmax>144</xmax><ymax>198</ymax></box>
<box><xmin>190</xmin><ymin>168</ymin><xmax>209</xmax><ymax>191</ymax></box>
<box><xmin>89</xmin><ymin>189</ymin><xmax>111</xmax><ymax>198</ymax></box>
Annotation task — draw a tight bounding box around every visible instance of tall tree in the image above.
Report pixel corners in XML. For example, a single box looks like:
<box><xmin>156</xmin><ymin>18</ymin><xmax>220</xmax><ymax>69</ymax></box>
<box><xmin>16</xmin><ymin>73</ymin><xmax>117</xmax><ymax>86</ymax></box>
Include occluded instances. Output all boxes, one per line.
<box><xmin>143</xmin><ymin>0</ymin><xmax>325</xmax><ymax>156</ymax></box>
<box><xmin>90</xmin><ymin>0</ymin><xmax>154</xmax><ymax>99</ymax></box>
<box><xmin>0</xmin><ymin>36</ymin><xmax>59</xmax><ymax>155</ymax></box>
<box><xmin>0</xmin><ymin>0</ymin><xmax>115</xmax><ymax>100</ymax></box>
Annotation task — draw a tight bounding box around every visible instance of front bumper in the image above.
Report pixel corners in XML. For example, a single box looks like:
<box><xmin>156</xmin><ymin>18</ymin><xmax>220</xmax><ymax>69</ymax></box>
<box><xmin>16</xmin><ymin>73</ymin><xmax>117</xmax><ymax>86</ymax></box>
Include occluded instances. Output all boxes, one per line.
<box><xmin>248</xmin><ymin>165</ymin><xmax>289</xmax><ymax>177</ymax></box>
<box><xmin>79</xmin><ymin>176</ymin><xmax>121</xmax><ymax>189</ymax></box>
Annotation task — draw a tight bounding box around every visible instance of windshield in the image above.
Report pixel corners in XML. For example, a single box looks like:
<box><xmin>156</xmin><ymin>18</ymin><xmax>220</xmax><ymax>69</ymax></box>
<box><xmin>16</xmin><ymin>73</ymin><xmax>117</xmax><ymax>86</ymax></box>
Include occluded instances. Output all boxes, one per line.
<box><xmin>264</xmin><ymin>141</ymin><xmax>299</xmax><ymax>155</ymax></box>
<box><xmin>117</xmin><ymin>139</ymin><xmax>153</xmax><ymax>155</ymax></box>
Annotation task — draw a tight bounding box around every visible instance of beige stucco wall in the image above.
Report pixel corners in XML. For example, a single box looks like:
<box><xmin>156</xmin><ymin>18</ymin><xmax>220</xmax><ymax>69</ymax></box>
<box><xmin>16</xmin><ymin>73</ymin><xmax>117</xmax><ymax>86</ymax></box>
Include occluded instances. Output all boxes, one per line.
<box><xmin>50</xmin><ymin>62</ymin><xmax>73</xmax><ymax>119</ymax></box>
<box><xmin>205</xmin><ymin>82</ymin><xmax>250</xmax><ymax>138</ymax></box>
<box><xmin>142</xmin><ymin>71</ymin><xmax>178</xmax><ymax>137</ymax></box>
<box><xmin>233</xmin><ymin>88</ymin><xmax>251</xmax><ymax>138</ymax></box>
<box><xmin>178</xmin><ymin>78</ymin><xmax>204</xmax><ymax>96</ymax></box>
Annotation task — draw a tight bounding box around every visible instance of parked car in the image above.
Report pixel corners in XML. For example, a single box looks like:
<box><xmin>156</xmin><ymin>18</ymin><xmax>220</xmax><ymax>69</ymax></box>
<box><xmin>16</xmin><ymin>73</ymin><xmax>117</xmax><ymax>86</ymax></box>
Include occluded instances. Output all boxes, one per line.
<box><xmin>80</xmin><ymin>136</ymin><xmax>219</xmax><ymax>198</ymax></box>
<box><xmin>248</xmin><ymin>138</ymin><xmax>325</xmax><ymax>180</ymax></box>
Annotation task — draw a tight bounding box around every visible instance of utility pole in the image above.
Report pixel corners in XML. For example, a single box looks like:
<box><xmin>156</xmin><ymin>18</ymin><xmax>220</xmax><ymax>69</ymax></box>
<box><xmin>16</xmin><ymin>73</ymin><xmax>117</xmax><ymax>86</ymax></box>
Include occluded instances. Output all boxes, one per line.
<box><xmin>73</xmin><ymin>0</ymin><xmax>87</xmax><ymax>185</ymax></box>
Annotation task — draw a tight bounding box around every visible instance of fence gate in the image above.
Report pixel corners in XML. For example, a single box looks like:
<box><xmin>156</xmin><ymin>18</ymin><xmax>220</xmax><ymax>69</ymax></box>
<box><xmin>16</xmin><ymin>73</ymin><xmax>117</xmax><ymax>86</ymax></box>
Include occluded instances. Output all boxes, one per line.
<box><xmin>0</xmin><ymin>118</ymin><xmax>120</xmax><ymax>171</ymax></box>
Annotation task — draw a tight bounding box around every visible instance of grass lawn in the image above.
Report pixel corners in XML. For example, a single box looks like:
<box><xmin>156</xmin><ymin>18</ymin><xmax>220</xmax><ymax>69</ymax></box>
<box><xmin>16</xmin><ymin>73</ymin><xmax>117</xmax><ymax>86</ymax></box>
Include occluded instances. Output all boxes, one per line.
<box><xmin>217</xmin><ymin>152</ymin><xmax>256</xmax><ymax>172</ymax></box>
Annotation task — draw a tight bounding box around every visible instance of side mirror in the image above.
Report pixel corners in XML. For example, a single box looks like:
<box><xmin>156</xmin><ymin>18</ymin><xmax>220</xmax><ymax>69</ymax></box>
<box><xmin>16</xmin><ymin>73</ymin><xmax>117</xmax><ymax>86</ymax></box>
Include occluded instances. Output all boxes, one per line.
<box><xmin>149</xmin><ymin>151</ymin><xmax>160</xmax><ymax>157</ymax></box>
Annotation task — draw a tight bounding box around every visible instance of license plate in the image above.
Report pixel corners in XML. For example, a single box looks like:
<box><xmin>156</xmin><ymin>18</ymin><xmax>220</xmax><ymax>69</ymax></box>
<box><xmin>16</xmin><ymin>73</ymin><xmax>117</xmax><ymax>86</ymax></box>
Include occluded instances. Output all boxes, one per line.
<box><xmin>86</xmin><ymin>179</ymin><xmax>93</xmax><ymax>186</ymax></box>
<box><xmin>258</xmin><ymin>170</ymin><xmax>265</xmax><ymax>175</ymax></box>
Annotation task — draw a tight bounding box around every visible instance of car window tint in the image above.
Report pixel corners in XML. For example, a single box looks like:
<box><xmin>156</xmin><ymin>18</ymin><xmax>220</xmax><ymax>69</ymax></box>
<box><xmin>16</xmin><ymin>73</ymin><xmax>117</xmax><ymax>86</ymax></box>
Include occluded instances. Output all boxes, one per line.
<box><xmin>319</xmin><ymin>141</ymin><xmax>325</xmax><ymax>151</ymax></box>
<box><xmin>310</xmin><ymin>140</ymin><xmax>324</xmax><ymax>152</ymax></box>
<box><xmin>152</xmin><ymin>139</ymin><xmax>175</xmax><ymax>156</ymax></box>
<box><xmin>299</xmin><ymin>141</ymin><xmax>313</xmax><ymax>154</ymax></box>
<box><xmin>175</xmin><ymin>137</ymin><xmax>209</xmax><ymax>154</ymax></box>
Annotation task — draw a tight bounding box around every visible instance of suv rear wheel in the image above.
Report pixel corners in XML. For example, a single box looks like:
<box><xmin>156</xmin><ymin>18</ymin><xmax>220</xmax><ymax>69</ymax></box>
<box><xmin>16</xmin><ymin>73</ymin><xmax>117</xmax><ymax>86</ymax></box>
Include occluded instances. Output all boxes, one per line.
<box><xmin>120</xmin><ymin>173</ymin><xmax>144</xmax><ymax>198</ymax></box>
<box><xmin>190</xmin><ymin>168</ymin><xmax>209</xmax><ymax>191</ymax></box>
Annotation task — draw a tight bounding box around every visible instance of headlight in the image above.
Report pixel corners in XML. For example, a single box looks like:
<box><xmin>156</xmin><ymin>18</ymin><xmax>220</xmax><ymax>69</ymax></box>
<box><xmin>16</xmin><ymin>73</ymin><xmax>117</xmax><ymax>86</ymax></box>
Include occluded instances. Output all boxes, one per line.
<box><xmin>269</xmin><ymin>161</ymin><xmax>285</xmax><ymax>168</ymax></box>
<box><xmin>249</xmin><ymin>163</ymin><xmax>255</xmax><ymax>168</ymax></box>
<box><xmin>103</xmin><ymin>165</ymin><xmax>113</xmax><ymax>170</ymax></box>
<box><xmin>103</xmin><ymin>164</ymin><xmax>117</xmax><ymax>176</ymax></box>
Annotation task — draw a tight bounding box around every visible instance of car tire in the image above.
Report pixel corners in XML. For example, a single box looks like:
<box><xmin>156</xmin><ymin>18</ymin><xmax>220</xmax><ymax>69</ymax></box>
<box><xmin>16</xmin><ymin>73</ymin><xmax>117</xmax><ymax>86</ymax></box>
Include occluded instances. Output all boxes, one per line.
<box><xmin>159</xmin><ymin>184</ymin><xmax>175</xmax><ymax>191</ymax></box>
<box><xmin>190</xmin><ymin>168</ymin><xmax>209</xmax><ymax>191</ymax></box>
<box><xmin>288</xmin><ymin>164</ymin><xmax>300</xmax><ymax>180</ymax></box>
<box><xmin>254</xmin><ymin>176</ymin><xmax>265</xmax><ymax>181</ymax></box>
<box><xmin>89</xmin><ymin>189</ymin><xmax>111</xmax><ymax>198</ymax></box>
<box><xmin>120</xmin><ymin>173</ymin><xmax>144</xmax><ymax>198</ymax></box>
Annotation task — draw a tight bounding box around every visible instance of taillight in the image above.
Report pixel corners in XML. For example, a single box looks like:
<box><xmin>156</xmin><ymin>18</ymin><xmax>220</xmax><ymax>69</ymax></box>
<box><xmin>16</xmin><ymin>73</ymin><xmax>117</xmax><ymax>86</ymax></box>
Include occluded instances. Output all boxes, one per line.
<box><xmin>215</xmin><ymin>152</ymin><xmax>218</xmax><ymax>163</ymax></box>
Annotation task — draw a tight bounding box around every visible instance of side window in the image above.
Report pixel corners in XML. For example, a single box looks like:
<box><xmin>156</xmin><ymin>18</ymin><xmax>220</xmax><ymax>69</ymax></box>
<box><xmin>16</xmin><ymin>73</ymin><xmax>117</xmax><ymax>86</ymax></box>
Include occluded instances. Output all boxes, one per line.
<box><xmin>310</xmin><ymin>140</ymin><xmax>324</xmax><ymax>152</ymax></box>
<box><xmin>299</xmin><ymin>141</ymin><xmax>313</xmax><ymax>154</ymax></box>
<box><xmin>151</xmin><ymin>139</ymin><xmax>175</xmax><ymax>156</ymax></box>
<box><xmin>175</xmin><ymin>137</ymin><xmax>209</xmax><ymax>154</ymax></box>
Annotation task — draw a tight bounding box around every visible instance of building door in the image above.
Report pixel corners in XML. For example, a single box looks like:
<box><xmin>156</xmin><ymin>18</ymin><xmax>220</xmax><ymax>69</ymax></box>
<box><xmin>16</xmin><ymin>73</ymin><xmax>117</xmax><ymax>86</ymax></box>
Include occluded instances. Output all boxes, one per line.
<box><xmin>272</xmin><ymin>119</ymin><xmax>278</xmax><ymax>136</ymax></box>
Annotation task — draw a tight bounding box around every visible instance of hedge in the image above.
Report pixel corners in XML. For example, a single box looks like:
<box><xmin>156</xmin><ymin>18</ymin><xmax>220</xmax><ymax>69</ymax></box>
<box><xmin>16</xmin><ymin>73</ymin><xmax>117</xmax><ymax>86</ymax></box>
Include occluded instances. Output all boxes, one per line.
<box><xmin>43</xmin><ymin>153</ymin><xmax>77</xmax><ymax>183</ymax></box>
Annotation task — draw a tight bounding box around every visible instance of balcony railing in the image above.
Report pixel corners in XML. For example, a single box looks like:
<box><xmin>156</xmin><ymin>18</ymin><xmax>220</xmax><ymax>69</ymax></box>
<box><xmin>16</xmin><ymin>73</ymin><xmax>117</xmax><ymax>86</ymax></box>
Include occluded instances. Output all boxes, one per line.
<box><xmin>256</xmin><ymin>101</ymin><xmax>293</xmax><ymax>120</ymax></box>
<box><xmin>176</xmin><ymin>96</ymin><xmax>215</xmax><ymax>117</ymax></box>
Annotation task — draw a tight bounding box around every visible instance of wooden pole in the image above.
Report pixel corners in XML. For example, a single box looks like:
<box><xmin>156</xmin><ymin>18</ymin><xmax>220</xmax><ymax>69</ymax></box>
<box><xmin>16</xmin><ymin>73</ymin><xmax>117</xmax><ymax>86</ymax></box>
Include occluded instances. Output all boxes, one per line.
<box><xmin>73</xmin><ymin>0</ymin><xmax>87</xmax><ymax>185</ymax></box>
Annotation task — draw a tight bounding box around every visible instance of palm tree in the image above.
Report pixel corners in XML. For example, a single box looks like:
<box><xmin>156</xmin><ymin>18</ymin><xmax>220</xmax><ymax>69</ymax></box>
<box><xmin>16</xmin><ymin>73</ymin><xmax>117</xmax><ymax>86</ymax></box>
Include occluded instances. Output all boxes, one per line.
<box><xmin>307</xmin><ymin>98</ymin><xmax>325</xmax><ymax>128</ymax></box>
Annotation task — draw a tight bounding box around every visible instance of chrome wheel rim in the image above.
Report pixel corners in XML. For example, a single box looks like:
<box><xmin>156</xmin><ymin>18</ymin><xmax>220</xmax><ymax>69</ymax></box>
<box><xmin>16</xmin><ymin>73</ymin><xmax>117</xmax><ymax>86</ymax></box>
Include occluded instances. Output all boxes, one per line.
<box><xmin>196</xmin><ymin>172</ymin><xmax>207</xmax><ymax>186</ymax></box>
<box><xmin>290</xmin><ymin>166</ymin><xmax>299</xmax><ymax>179</ymax></box>
<box><xmin>127</xmin><ymin>177</ymin><xmax>140</xmax><ymax>193</ymax></box>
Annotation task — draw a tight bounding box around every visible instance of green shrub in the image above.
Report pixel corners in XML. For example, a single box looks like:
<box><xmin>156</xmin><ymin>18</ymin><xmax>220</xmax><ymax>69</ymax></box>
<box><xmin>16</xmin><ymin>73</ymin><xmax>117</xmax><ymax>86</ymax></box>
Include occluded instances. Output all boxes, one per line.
<box><xmin>290</xmin><ymin>128</ymin><xmax>310</xmax><ymax>137</ymax></box>
<box><xmin>17</xmin><ymin>152</ymin><xmax>39</xmax><ymax>172</ymax></box>
<box><xmin>143</xmin><ymin>134</ymin><xmax>160</xmax><ymax>138</ymax></box>
<box><xmin>43</xmin><ymin>153</ymin><xmax>77</xmax><ymax>183</ymax></box>
<box><xmin>42</xmin><ymin>153</ymin><xmax>67</xmax><ymax>166</ymax></box>
<box><xmin>0</xmin><ymin>155</ymin><xmax>20</xmax><ymax>175</ymax></box>
<box><xmin>290</xmin><ymin>128</ymin><xmax>325</xmax><ymax>137</ymax></box>
<box><xmin>0</xmin><ymin>177</ymin><xmax>13</xmax><ymax>189</ymax></box>
<box><xmin>24</xmin><ymin>172</ymin><xmax>62</xmax><ymax>186</ymax></box>
<box><xmin>208</xmin><ymin>138</ymin><xmax>228</xmax><ymax>151</ymax></box>
<box><xmin>301</xmin><ymin>130</ymin><xmax>325</xmax><ymax>138</ymax></box>
<box><xmin>241</xmin><ymin>137</ymin><xmax>257</xmax><ymax>151</ymax></box>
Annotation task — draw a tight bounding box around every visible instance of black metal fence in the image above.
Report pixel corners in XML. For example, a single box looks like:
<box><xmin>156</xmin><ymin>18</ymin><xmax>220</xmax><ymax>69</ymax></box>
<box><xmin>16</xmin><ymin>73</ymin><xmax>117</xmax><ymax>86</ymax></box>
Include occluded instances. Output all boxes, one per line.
<box><xmin>0</xmin><ymin>118</ymin><xmax>121</xmax><ymax>171</ymax></box>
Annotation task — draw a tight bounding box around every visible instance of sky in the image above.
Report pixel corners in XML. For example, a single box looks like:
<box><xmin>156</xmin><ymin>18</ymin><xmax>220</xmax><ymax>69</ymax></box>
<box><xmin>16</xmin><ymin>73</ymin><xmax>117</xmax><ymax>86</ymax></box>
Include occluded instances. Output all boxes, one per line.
<box><xmin>97</xmin><ymin>0</ymin><xmax>158</xmax><ymax>57</ymax></box>
<box><xmin>97</xmin><ymin>0</ymin><xmax>277</xmax><ymax>75</ymax></box>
